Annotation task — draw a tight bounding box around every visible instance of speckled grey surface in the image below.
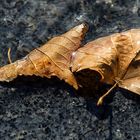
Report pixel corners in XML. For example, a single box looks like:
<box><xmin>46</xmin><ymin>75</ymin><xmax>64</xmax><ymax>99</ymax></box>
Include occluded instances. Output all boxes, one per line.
<box><xmin>0</xmin><ymin>0</ymin><xmax>140</xmax><ymax>140</ymax></box>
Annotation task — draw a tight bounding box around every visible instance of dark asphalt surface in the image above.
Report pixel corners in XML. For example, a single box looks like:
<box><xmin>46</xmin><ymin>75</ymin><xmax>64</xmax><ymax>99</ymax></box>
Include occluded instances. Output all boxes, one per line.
<box><xmin>0</xmin><ymin>0</ymin><xmax>140</xmax><ymax>140</ymax></box>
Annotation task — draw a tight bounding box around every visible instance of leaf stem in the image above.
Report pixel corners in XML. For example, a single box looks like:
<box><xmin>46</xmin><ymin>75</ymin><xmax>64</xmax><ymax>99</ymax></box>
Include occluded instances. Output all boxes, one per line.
<box><xmin>97</xmin><ymin>82</ymin><xmax>118</xmax><ymax>106</ymax></box>
<box><xmin>8</xmin><ymin>48</ymin><xmax>12</xmax><ymax>64</ymax></box>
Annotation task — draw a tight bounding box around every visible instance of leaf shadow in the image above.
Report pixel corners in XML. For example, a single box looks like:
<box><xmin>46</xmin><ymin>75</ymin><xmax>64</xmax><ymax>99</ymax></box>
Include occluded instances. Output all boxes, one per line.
<box><xmin>76</xmin><ymin>84</ymin><xmax>116</xmax><ymax>140</ymax></box>
<box><xmin>119</xmin><ymin>88</ymin><xmax>140</xmax><ymax>104</ymax></box>
<box><xmin>75</xmin><ymin>83</ymin><xmax>115</xmax><ymax>118</ymax></box>
<box><xmin>79</xmin><ymin>98</ymin><xmax>113</xmax><ymax>140</ymax></box>
<box><xmin>0</xmin><ymin>75</ymin><xmax>71</xmax><ymax>89</ymax></box>
<box><xmin>0</xmin><ymin>75</ymin><xmax>76</xmax><ymax>101</ymax></box>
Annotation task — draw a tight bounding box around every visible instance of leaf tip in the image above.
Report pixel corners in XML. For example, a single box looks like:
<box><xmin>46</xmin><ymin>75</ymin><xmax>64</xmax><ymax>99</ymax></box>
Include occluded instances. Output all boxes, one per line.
<box><xmin>74</xmin><ymin>23</ymin><xmax>88</xmax><ymax>35</ymax></box>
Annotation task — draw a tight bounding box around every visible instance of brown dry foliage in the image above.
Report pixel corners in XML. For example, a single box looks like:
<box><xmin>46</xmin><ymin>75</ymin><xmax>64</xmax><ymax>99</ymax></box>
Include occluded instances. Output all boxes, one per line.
<box><xmin>0</xmin><ymin>24</ymin><xmax>88</xmax><ymax>89</ymax></box>
<box><xmin>0</xmin><ymin>24</ymin><xmax>140</xmax><ymax>105</ymax></box>
<box><xmin>71</xmin><ymin>29</ymin><xmax>140</xmax><ymax>105</ymax></box>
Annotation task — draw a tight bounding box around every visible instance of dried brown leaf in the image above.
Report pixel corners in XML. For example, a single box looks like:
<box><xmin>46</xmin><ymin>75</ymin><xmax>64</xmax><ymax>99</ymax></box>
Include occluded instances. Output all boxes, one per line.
<box><xmin>0</xmin><ymin>24</ymin><xmax>88</xmax><ymax>89</ymax></box>
<box><xmin>1</xmin><ymin>23</ymin><xmax>139</xmax><ymax>105</ymax></box>
<box><xmin>119</xmin><ymin>52</ymin><xmax>140</xmax><ymax>95</ymax></box>
<box><xmin>71</xmin><ymin>29</ymin><xmax>140</xmax><ymax>104</ymax></box>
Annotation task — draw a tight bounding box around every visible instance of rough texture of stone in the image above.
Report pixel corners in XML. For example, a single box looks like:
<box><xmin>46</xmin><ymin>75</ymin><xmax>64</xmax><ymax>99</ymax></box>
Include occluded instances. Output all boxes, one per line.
<box><xmin>0</xmin><ymin>0</ymin><xmax>140</xmax><ymax>140</ymax></box>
